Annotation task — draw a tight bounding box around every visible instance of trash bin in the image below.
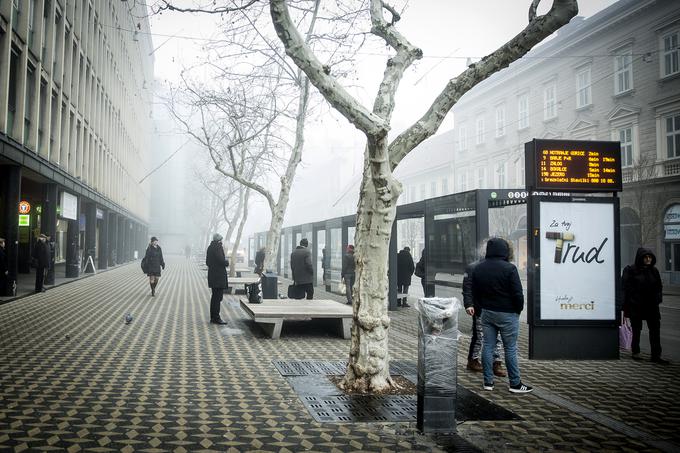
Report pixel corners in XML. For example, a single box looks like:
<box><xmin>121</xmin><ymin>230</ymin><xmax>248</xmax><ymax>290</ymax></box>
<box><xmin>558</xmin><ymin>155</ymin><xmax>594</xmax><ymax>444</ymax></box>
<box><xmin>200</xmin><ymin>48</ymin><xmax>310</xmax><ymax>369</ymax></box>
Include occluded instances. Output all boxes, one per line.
<box><xmin>261</xmin><ymin>271</ymin><xmax>278</xmax><ymax>299</ymax></box>
<box><xmin>415</xmin><ymin>297</ymin><xmax>461</xmax><ymax>434</ymax></box>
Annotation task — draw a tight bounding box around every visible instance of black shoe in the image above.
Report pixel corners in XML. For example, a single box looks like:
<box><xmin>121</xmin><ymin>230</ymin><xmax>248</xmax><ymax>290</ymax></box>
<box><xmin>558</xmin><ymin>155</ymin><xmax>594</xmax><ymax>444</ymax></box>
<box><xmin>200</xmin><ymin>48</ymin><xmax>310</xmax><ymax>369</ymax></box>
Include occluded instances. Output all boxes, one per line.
<box><xmin>651</xmin><ymin>357</ymin><xmax>670</xmax><ymax>365</ymax></box>
<box><xmin>509</xmin><ymin>382</ymin><xmax>533</xmax><ymax>394</ymax></box>
<box><xmin>210</xmin><ymin>319</ymin><xmax>228</xmax><ymax>325</ymax></box>
<box><xmin>402</xmin><ymin>302</ymin><xmax>411</xmax><ymax>308</ymax></box>
<box><xmin>41</xmin><ymin>288</ymin><xmax>47</xmax><ymax>293</ymax></box>
<box><xmin>632</xmin><ymin>353</ymin><xmax>643</xmax><ymax>361</ymax></box>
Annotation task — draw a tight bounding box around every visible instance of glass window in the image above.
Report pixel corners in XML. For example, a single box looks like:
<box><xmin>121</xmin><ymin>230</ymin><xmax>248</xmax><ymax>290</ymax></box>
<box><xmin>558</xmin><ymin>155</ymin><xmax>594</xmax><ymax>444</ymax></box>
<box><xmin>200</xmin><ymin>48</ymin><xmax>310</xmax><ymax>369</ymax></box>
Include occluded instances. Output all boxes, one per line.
<box><xmin>459</xmin><ymin>125</ymin><xmax>468</xmax><ymax>151</ymax></box>
<box><xmin>667</xmin><ymin>114</ymin><xmax>680</xmax><ymax>159</ymax></box>
<box><xmin>663</xmin><ymin>31</ymin><xmax>680</xmax><ymax>78</ymax></box>
<box><xmin>495</xmin><ymin>106</ymin><xmax>505</xmax><ymax>137</ymax></box>
<box><xmin>441</xmin><ymin>177</ymin><xmax>448</xmax><ymax>194</ymax></box>
<box><xmin>576</xmin><ymin>67</ymin><xmax>592</xmax><ymax>108</ymax></box>
<box><xmin>477</xmin><ymin>167</ymin><xmax>486</xmax><ymax>189</ymax></box>
<box><xmin>459</xmin><ymin>171</ymin><xmax>468</xmax><ymax>192</ymax></box>
<box><xmin>496</xmin><ymin>163</ymin><xmax>506</xmax><ymax>188</ymax></box>
<box><xmin>614</xmin><ymin>47</ymin><xmax>633</xmax><ymax>94</ymax></box>
<box><xmin>543</xmin><ymin>82</ymin><xmax>556</xmax><ymax>120</ymax></box>
<box><xmin>419</xmin><ymin>184</ymin><xmax>426</xmax><ymax>200</ymax></box>
<box><xmin>518</xmin><ymin>95</ymin><xmax>529</xmax><ymax>129</ymax></box>
<box><xmin>430</xmin><ymin>181</ymin><xmax>437</xmax><ymax>198</ymax></box>
<box><xmin>476</xmin><ymin>118</ymin><xmax>485</xmax><ymax>144</ymax></box>
<box><xmin>620</xmin><ymin>127</ymin><xmax>633</xmax><ymax>167</ymax></box>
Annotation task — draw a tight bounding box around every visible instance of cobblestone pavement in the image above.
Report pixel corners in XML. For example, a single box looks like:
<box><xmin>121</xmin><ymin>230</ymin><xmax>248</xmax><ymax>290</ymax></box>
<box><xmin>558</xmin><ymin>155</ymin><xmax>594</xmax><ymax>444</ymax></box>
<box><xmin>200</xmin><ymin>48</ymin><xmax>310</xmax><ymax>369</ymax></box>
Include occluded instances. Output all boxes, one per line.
<box><xmin>0</xmin><ymin>257</ymin><xmax>678</xmax><ymax>452</ymax></box>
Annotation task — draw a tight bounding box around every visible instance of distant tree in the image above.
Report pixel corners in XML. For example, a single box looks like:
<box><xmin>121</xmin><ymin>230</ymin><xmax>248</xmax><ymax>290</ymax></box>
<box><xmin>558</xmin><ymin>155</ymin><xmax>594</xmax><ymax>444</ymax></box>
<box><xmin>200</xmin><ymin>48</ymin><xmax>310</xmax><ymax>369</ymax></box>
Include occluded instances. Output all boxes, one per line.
<box><xmin>625</xmin><ymin>155</ymin><xmax>662</xmax><ymax>248</ymax></box>
<box><xmin>269</xmin><ymin>0</ymin><xmax>578</xmax><ymax>392</ymax></box>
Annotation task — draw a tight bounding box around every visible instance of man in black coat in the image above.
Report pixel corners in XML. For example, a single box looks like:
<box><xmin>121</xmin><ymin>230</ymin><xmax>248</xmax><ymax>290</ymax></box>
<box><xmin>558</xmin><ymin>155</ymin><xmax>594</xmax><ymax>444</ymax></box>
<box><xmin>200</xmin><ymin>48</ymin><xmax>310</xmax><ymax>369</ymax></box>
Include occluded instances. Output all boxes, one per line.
<box><xmin>622</xmin><ymin>247</ymin><xmax>668</xmax><ymax>364</ymax></box>
<box><xmin>206</xmin><ymin>233</ymin><xmax>229</xmax><ymax>325</ymax></box>
<box><xmin>341</xmin><ymin>245</ymin><xmax>356</xmax><ymax>305</ymax></box>
<box><xmin>290</xmin><ymin>238</ymin><xmax>314</xmax><ymax>299</ymax></box>
<box><xmin>397</xmin><ymin>246</ymin><xmax>415</xmax><ymax>307</ymax></box>
<box><xmin>32</xmin><ymin>234</ymin><xmax>50</xmax><ymax>293</ymax></box>
<box><xmin>254</xmin><ymin>247</ymin><xmax>265</xmax><ymax>275</ymax></box>
<box><xmin>472</xmin><ymin>237</ymin><xmax>531</xmax><ymax>393</ymax></box>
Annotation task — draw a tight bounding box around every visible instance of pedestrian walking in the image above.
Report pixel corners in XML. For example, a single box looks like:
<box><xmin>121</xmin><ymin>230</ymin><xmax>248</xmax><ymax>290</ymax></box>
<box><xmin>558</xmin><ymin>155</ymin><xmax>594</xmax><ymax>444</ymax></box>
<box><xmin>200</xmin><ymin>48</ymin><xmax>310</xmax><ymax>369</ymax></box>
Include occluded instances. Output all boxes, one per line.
<box><xmin>397</xmin><ymin>246</ymin><xmax>415</xmax><ymax>307</ymax></box>
<box><xmin>463</xmin><ymin>245</ymin><xmax>506</xmax><ymax>377</ymax></box>
<box><xmin>206</xmin><ymin>233</ymin><xmax>229</xmax><ymax>325</ymax></box>
<box><xmin>0</xmin><ymin>237</ymin><xmax>8</xmax><ymax>296</ymax></box>
<box><xmin>622</xmin><ymin>247</ymin><xmax>669</xmax><ymax>364</ymax></box>
<box><xmin>415</xmin><ymin>250</ymin><xmax>434</xmax><ymax>297</ymax></box>
<box><xmin>472</xmin><ymin>237</ymin><xmax>531</xmax><ymax>393</ymax></box>
<box><xmin>341</xmin><ymin>245</ymin><xmax>356</xmax><ymax>305</ymax></box>
<box><xmin>290</xmin><ymin>238</ymin><xmax>314</xmax><ymax>299</ymax></box>
<box><xmin>143</xmin><ymin>237</ymin><xmax>165</xmax><ymax>297</ymax></box>
<box><xmin>184</xmin><ymin>245</ymin><xmax>191</xmax><ymax>260</ymax></box>
<box><xmin>254</xmin><ymin>247</ymin><xmax>265</xmax><ymax>275</ymax></box>
<box><xmin>32</xmin><ymin>233</ymin><xmax>50</xmax><ymax>293</ymax></box>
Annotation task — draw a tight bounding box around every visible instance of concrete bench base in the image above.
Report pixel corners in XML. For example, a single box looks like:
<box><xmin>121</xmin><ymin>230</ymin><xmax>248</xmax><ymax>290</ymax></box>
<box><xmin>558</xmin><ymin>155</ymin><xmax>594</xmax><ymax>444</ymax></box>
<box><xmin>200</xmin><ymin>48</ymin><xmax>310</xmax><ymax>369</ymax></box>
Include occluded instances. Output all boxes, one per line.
<box><xmin>239</xmin><ymin>298</ymin><xmax>353</xmax><ymax>339</ymax></box>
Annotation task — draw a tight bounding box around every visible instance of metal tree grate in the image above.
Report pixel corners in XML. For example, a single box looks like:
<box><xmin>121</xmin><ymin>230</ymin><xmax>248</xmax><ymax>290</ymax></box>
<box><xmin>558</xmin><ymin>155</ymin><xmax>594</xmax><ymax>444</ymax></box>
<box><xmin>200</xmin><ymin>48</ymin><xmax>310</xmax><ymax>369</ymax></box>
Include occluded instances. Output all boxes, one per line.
<box><xmin>301</xmin><ymin>394</ymin><xmax>417</xmax><ymax>423</ymax></box>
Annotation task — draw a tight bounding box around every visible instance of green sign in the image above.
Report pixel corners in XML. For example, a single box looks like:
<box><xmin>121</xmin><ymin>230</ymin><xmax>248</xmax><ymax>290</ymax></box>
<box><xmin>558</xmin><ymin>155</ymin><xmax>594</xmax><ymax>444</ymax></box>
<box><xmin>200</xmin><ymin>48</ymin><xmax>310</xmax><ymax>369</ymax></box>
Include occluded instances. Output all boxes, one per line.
<box><xmin>18</xmin><ymin>214</ymin><xmax>30</xmax><ymax>226</ymax></box>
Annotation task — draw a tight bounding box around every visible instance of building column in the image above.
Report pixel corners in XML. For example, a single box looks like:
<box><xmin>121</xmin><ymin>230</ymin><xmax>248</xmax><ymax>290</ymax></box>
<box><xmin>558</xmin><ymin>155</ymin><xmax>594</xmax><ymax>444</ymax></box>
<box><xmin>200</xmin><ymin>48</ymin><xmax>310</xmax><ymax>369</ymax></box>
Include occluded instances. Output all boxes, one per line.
<box><xmin>84</xmin><ymin>202</ymin><xmax>96</xmax><ymax>273</ymax></box>
<box><xmin>1</xmin><ymin>166</ymin><xmax>21</xmax><ymax>296</ymax></box>
<box><xmin>43</xmin><ymin>183</ymin><xmax>58</xmax><ymax>285</ymax></box>
<box><xmin>108</xmin><ymin>212</ymin><xmax>118</xmax><ymax>266</ymax></box>
<box><xmin>99</xmin><ymin>209</ymin><xmax>108</xmax><ymax>270</ymax></box>
<box><xmin>65</xmin><ymin>197</ymin><xmax>80</xmax><ymax>278</ymax></box>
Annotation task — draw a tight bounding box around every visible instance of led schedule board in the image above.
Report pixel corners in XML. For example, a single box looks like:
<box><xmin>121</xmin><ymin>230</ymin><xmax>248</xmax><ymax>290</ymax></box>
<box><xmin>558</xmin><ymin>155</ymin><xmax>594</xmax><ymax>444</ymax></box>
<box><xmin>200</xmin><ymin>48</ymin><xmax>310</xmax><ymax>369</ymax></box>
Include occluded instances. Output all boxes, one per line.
<box><xmin>525</xmin><ymin>139</ymin><xmax>622</xmax><ymax>192</ymax></box>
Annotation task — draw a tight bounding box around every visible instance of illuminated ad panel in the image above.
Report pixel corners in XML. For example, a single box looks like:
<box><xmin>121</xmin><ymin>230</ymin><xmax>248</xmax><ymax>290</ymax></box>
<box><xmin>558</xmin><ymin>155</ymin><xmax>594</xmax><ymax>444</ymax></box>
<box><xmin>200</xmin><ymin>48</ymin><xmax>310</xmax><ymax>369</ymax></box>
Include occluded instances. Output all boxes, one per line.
<box><xmin>525</xmin><ymin>139</ymin><xmax>622</xmax><ymax>192</ymax></box>
<box><xmin>538</xmin><ymin>200</ymin><xmax>616</xmax><ymax>321</ymax></box>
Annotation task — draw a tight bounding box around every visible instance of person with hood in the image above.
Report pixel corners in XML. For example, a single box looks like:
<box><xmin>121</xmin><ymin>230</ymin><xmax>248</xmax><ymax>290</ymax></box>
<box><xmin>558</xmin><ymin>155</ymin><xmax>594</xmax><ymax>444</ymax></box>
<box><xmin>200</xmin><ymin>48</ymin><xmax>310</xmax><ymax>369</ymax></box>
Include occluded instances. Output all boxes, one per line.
<box><xmin>397</xmin><ymin>246</ymin><xmax>415</xmax><ymax>307</ymax></box>
<box><xmin>622</xmin><ymin>248</ymin><xmax>668</xmax><ymax>364</ymax></box>
<box><xmin>32</xmin><ymin>233</ymin><xmax>51</xmax><ymax>293</ymax></box>
<box><xmin>341</xmin><ymin>244</ymin><xmax>356</xmax><ymax>305</ymax></box>
<box><xmin>144</xmin><ymin>236</ymin><xmax>165</xmax><ymax>297</ymax></box>
<box><xmin>254</xmin><ymin>247</ymin><xmax>266</xmax><ymax>275</ymax></box>
<box><xmin>463</xmin><ymin>240</ymin><xmax>506</xmax><ymax>377</ymax></box>
<box><xmin>290</xmin><ymin>238</ymin><xmax>314</xmax><ymax>299</ymax></box>
<box><xmin>415</xmin><ymin>250</ymin><xmax>434</xmax><ymax>297</ymax></box>
<box><xmin>206</xmin><ymin>233</ymin><xmax>229</xmax><ymax>325</ymax></box>
<box><xmin>472</xmin><ymin>237</ymin><xmax>531</xmax><ymax>393</ymax></box>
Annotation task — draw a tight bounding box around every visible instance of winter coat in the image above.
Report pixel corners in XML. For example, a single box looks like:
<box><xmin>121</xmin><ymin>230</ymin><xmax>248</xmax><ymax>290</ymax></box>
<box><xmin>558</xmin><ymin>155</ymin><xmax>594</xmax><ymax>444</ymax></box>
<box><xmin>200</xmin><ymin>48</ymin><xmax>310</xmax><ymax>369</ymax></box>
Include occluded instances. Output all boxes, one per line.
<box><xmin>342</xmin><ymin>252</ymin><xmax>356</xmax><ymax>277</ymax></box>
<box><xmin>397</xmin><ymin>249</ymin><xmax>415</xmax><ymax>286</ymax></box>
<box><xmin>144</xmin><ymin>245</ymin><xmax>165</xmax><ymax>276</ymax></box>
<box><xmin>0</xmin><ymin>247</ymin><xmax>7</xmax><ymax>275</ymax></box>
<box><xmin>622</xmin><ymin>247</ymin><xmax>662</xmax><ymax>320</ymax></box>
<box><xmin>32</xmin><ymin>240</ymin><xmax>50</xmax><ymax>268</ymax></box>
<box><xmin>254</xmin><ymin>249</ymin><xmax>265</xmax><ymax>274</ymax></box>
<box><xmin>206</xmin><ymin>240</ymin><xmax>229</xmax><ymax>289</ymax></box>
<box><xmin>471</xmin><ymin>238</ymin><xmax>524</xmax><ymax>314</ymax></box>
<box><xmin>462</xmin><ymin>259</ymin><xmax>482</xmax><ymax>310</ymax></box>
<box><xmin>290</xmin><ymin>246</ymin><xmax>314</xmax><ymax>285</ymax></box>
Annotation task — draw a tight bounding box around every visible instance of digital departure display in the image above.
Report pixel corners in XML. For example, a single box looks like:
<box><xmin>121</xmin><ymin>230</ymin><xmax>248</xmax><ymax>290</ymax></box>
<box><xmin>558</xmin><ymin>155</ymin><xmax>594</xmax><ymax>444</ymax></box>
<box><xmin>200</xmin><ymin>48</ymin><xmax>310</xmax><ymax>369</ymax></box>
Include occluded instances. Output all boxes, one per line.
<box><xmin>525</xmin><ymin>139</ymin><xmax>622</xmax><ymax>192</ymax></box>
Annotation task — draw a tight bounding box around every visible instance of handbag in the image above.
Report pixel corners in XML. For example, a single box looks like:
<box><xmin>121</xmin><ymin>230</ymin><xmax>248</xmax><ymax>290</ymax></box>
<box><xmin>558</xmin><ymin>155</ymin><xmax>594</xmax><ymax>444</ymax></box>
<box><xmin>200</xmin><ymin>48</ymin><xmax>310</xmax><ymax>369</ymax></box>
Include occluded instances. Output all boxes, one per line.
<box><xmin>414</xmin><ymin>261</ymin><xmax>425</xmax><ymax>278</ymax></box>
<box><xmin>619</xmin><ymin>317</ymin><xmax>632</xmax><ymax>351</ymax></box>
<box><xmin>141</xmin><ymin>257</ymin><xmax>148</xmax><ymax>274</ymax></box>
<box><xmin>287</xmin><ymin>283</ymin><xmax>304</xmax><ymax>299</ymax></box>
<box><xmin>338</xmin><ymin>281</ymin><xmax>346</xmax><ymax>295</ymax></box>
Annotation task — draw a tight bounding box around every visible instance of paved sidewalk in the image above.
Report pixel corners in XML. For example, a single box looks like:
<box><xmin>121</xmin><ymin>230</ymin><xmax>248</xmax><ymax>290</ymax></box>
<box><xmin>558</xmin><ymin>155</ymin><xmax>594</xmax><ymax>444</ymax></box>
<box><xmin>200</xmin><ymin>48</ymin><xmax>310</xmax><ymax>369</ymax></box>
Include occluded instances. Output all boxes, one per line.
<box><xmin>0</xmin><ymin>257</ymin><xmax>678</xmax><ymax>452</ymax></box>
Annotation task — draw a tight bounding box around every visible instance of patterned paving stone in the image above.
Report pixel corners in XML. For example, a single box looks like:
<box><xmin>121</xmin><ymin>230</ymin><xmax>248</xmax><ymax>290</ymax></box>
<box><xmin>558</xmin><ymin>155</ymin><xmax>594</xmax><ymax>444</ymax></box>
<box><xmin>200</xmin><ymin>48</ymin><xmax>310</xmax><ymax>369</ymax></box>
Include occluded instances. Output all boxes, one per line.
<box><xmin>0</xmin><ymin>257</ymin><xmax>678</xmax><ymax>452</ymax></box>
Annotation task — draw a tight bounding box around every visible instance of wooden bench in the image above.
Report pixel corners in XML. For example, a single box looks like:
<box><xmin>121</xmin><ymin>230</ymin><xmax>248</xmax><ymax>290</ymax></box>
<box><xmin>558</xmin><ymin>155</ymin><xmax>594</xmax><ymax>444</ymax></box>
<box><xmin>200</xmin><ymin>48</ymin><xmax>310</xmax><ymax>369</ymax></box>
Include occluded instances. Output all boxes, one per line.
<box><xmin>239</xmin><ymin>298</ymin><xmax>353</xmax><ymax>339</ymax></box>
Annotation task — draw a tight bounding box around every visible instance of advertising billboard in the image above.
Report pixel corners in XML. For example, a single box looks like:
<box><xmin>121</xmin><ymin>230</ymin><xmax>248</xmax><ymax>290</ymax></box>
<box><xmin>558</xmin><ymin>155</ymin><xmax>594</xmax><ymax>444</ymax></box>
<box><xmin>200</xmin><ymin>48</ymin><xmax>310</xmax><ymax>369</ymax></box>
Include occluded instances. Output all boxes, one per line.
<box><xmin>537</xmin><ymin>200</ymin><xmax>616</xmax><ymax>321</ymax></box>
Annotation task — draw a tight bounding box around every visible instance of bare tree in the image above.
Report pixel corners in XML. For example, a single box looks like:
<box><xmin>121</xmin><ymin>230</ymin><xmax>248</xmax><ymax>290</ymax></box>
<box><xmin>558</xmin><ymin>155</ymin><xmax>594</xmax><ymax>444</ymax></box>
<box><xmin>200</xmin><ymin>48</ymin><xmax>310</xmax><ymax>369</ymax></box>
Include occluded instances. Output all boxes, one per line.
<box><xmin>626</xmin><ymin>155</ymin><xmax>662</xmax><ymax>248</ymax></box>
<box><xmin>270</xmin><ymin>0</ymin><xmax>578</xmax><ymax>392</ymax></box>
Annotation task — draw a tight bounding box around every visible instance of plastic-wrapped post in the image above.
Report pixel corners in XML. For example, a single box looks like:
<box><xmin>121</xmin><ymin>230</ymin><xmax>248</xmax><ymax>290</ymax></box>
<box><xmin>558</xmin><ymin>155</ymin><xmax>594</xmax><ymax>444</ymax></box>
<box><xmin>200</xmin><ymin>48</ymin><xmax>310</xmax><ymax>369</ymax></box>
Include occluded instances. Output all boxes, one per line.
<box><xmin>415</xmin><ymin>297</ymin><xmax>462</xmax><ymax>434</ymax></box>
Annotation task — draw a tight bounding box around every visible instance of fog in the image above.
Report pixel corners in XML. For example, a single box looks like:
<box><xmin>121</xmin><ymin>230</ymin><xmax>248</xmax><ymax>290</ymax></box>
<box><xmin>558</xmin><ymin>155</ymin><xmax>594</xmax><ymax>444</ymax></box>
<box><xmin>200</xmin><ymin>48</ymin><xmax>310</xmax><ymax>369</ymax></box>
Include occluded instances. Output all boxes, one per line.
<box><xmin>145</xmin><ymin>0</ymin><xmax>618</xmax><ymax>254</ymax></box>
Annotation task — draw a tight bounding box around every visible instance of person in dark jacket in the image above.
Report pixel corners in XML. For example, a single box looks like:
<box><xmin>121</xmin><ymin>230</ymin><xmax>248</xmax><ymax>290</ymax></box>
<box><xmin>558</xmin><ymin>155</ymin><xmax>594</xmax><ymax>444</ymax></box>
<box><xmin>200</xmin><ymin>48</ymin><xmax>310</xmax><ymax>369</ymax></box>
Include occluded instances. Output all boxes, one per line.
<box><xmin>472</xmin><ymin>237</ymin><xmax>531</xmax><ymax>394</ymax></box>
<box><xmin>206</xmin><ymin>233</ymin><xmax>229</xmax><ymax>325</ymax></box>
<box><xmin>254</xmin><ymin>247</ymin><xmax>265</xmax><ymax>275</ymax></box>
<box><xmin>0</xmin><ymin>237</ymin><xmax>7</xmax><ymax>296</ymax></box>
<box><xmin>290</xmin><ymin>238</ymin><xmax>314</xmax><ymax>299</ymax></box>
<box><xmin>144</xmin><ymin>236</ymin><xmax>165</xmax><ymax>297</ymax></box>
<box><xmin>341</xmin><ymin>245</ymin><xmax>356</xmax><ymax>305</ymax></box>
<box><xmin>622</xmin><ymin>248</ymin><xmax>668</xmax><ymax>364</ymax></box>
<box><xmin>415</xmin><ymin>250</ymin><xmax>434</xmax><ymax>297</ymax></box>
<box><xmin>397</xmin><ymin>246</ymin><xmax>415</xmax><ymax>307</ymax></box>
<box><xmin>463</xmin><ymin>245</ymin><xmax>506</xmax><ymax>377</ymax></box>
<box><xmin>32</xmin><ymin>233</ymin><xmax>50</xmax><ymax>293</ymax></box>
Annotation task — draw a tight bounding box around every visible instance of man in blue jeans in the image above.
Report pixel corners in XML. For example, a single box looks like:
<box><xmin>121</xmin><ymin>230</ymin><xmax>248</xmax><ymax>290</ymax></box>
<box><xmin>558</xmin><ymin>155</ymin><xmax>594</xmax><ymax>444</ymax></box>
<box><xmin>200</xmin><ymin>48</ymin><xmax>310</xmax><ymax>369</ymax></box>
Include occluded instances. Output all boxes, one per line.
<box><xmin>471</xmin><ymin>237</ymin><xmax>532</xmax><ymax>394</ymax></box>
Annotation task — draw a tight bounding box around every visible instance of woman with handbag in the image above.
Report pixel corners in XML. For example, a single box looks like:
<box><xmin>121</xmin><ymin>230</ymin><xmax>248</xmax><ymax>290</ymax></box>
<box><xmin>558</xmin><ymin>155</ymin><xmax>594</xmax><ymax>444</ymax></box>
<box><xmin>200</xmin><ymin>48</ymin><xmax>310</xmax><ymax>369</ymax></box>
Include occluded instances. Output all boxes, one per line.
<box><xmin>621</xmin><ymin>248</ymin><xmax>669</xmax><ymax>364</ymax></box>
<box><xmin>143</xmin><ymin>237</ymin><xmax>165</xmax><ymax>297</ymax></box>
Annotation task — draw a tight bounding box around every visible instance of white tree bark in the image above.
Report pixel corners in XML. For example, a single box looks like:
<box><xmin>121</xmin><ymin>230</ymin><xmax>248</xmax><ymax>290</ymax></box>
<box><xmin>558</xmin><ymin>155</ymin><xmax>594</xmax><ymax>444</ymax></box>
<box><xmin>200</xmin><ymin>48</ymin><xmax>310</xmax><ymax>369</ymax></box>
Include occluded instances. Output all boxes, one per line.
<box><xmin>270</xmin><ymin>0</ymin><xmax>578</xmax><ymax>392</ymax></box>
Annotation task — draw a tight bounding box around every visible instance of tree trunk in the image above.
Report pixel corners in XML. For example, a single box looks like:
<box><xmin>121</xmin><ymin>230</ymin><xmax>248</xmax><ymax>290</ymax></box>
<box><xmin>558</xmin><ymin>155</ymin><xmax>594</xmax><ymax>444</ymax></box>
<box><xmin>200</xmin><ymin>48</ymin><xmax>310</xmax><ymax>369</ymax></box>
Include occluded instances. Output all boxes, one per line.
<box><xmin>342</xmin><ymin>138</ymin><xmax>402</xmax><ymax>393</ymax></box>
<box><xmin>230</xmin><ymin>189</ymin><xmax>251</xmax><ymax>273</ymax></box>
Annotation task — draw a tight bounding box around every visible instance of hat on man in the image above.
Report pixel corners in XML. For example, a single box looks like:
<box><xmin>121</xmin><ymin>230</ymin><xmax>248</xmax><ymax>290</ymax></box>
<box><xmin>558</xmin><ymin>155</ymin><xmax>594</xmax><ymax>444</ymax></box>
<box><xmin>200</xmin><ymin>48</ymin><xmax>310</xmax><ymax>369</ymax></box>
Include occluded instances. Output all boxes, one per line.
<box><xmin>212</xmin><ymin>233</ymin><xmax>223</xmax><ymax>242</ymax></box>
<box><xmin>300</xmin><ymin>238</ymin><xmax>309</xmax><ymax>247</ymax></box>
<box><xmin>150</xmin><ymin>236</ymin><xmax>158</xmax><ymax>242</ymax></box>
<box><xmin>39</xmin><ymin>234</ymin><xmax>47</xmax><ymax>239</ymax></box>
